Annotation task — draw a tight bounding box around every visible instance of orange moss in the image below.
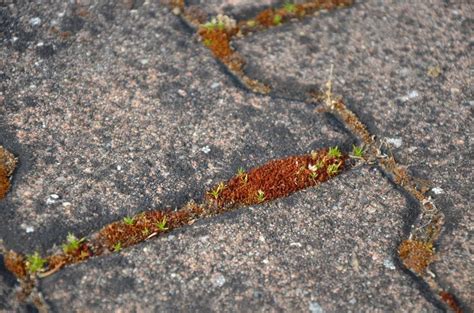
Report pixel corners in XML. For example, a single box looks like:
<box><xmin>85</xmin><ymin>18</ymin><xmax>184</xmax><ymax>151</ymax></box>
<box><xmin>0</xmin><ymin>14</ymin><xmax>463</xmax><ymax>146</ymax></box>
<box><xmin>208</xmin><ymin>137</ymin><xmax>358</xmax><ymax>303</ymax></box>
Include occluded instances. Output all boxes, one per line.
<box><xmin>398</xmin><ymin>239</ymin><xmax>435</xmax><ymax>275</ymax></box>
<box><xmin>439</xmin><ymin>291</ymin><xmax>463</xmax><ymax>313</ymax></box>
<box><xmin>198</xmin><ymin>28</ymin><xmax>234</xmax><ymax>60</ymax></box>
<box><xmin>0</xmin><ymin>146</ymin><xmax>16</xmax><ymax>199</ymax></box>
<box><xmin>208</xmin><ymin>149</ymin><xmax>347</xmax><ymax>207</ymax></box>
<box><xmin>4</xmin><ymin>251</ymin><xmax>27</xmax><ymax>279</ymax></box>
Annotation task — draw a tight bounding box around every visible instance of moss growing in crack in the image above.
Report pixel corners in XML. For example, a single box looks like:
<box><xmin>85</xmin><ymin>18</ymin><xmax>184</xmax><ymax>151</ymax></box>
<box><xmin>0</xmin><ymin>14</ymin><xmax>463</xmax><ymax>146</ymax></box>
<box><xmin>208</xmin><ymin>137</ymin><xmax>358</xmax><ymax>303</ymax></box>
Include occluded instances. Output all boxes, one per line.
<box><xmin>123</xmin><ymin>216</ymin><xmax>135</xmax><ymax>226</ymax></box>
<box><xmin>284</xmin><ymin>1</ymin><xmax>296</xmax><ymax>13</ymax></box>
<box><xmin>62</xmin><ymin>233</ymin><xmax>86</xmax><ymax>254</ymax></box>
<box><xmin>351</xmin><ymin>145</ymin><xmax>364</xmax><ymax>158</ymax></box>
<box><xmin>327</xmin><ymin>146</ymin><xmax>342</xmax><ymax>158</ymax></box>
<box><xmin>398</xmin><ymin>239</ymin><xmax>435</xmax><ymax>275</ymax></box>
<box><xmin>26</xmin><ymin>252</ymin><xmax>47</xmax><ymax>274</ymax></box>
<box><xmin>113</xmin><ymin>242</ymin><xmax>122</xmax><ymax>252</ymax></box>
<box><xmin>156</xmin><ymin>216</ymin><xmax>169</xmax><ymax>231</ymax></box>
<box><xmin>327</xmin><ymin>162</ymin><xmax>341</xmax><ymax>176</ymax></box>
<box><xmin>256</xmin><ymin>189</ymin><xmax>266</xmax><ymax>203</ymax></box>
<box><xmin>208</xmin><ymin>182</ymin><xmax>226</xmax><ymax>200</ymax></box>
<box><xmin>273</xmin><ymin>14</ymin><xmax>282</xmax><ymax>25</ymax></box>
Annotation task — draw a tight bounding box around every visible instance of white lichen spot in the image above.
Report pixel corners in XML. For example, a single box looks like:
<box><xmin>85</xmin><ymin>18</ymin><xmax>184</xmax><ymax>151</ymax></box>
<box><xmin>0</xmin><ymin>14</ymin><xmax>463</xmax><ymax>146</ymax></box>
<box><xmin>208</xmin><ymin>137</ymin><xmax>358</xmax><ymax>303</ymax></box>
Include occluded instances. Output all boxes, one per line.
<box><xmin>46</xmin><ymin>194</ymin><xmax>60</xmax><ymax>204</ymax></box>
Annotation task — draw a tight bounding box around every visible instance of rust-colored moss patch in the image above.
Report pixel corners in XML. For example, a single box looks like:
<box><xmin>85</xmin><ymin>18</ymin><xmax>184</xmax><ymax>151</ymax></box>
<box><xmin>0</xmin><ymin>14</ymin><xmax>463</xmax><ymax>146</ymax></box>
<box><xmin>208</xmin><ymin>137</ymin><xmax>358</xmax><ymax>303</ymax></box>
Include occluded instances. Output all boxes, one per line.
<box><xmin>398</xmin><ymin>239</ymin><xmax>435</xmax><ymax>275</ymax></box>
<box><xmin>207</xmin><ymin>148</ymin><xmax>347</xmax><ymax>207</ymax></box>
<box><xmin>439</xmin><ymin>291</ymin><xmax>463</xmax><ymax>313</ymax></box>
<box><xmin>4</xmin><ymin>251</ymin><xmax>27</xmax><ymax>279</ymax></box>
<box><xmin>198</xmin><ymin>28</ymin><xmax>234</xmax><ymax>60</ymax></box>
<box><xmin>0</xmin><ymin>146</ymin><xmax>17</xmax><ymax>199</ymax></box>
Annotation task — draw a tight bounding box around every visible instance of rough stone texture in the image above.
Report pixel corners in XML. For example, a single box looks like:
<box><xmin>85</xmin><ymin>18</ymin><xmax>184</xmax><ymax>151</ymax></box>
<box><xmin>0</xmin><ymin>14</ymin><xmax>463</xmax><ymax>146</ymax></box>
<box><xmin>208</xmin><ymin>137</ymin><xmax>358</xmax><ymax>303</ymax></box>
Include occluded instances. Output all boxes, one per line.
<box><xmin>41</xmin><ymin>167</ymin><xmax>441</xmax><ymax>312</ymax></box>
<box><xmin>234</xmin><ymin>0</ymin><xmax>473</xmax><ymax>307</ymax></box>
<box><xmin>0</xmin><ymin>1</ymin><xmax>349</xmax><ymax>254</ymax></box>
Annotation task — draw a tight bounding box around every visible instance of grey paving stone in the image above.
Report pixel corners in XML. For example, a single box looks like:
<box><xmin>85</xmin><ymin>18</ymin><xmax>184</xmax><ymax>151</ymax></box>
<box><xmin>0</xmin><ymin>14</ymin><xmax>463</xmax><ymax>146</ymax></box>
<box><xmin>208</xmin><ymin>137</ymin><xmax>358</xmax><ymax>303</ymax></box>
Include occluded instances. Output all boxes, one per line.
<box><xmin>0</xmin><ymin>2</ymin><xmax>349</xmax><ymax>255</ymax></box>
<box><xmin>186</xmin><ymin>0</ymin><xmax>283</xmax><ymax>19</ymax></box>
<box><xmin>41</xmin><ymin>167</ymin><xmax>441</xmax><ymax>312</ymax></box>
<box><xmin>234</xmin><ymin>0</ymin><xmax>472</xmax><ymax>306</ymax></box>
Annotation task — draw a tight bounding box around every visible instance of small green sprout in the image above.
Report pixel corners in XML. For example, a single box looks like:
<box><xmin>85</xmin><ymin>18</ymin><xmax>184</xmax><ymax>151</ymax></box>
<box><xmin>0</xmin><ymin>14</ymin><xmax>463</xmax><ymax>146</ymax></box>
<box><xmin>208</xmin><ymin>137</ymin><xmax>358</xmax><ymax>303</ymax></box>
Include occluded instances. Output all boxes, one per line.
<box><xmin>247</xmin><ymin>20</ymin><xmax>257</xmax><ymax>27</ymax></box>
<box><xmin>351</xmin><ymin>145</ymin><xmax>364</xmax><ymax>158</ymax></box>
<box><xmin>309</xmin><ymin>171</ymin><xmax>318</xmax><ymax>181</ymax></box>
<box><xmin>273</xmin><ymin>14</ymin><xmax>282</xmax><ymax>25</ymax></box>
<box><xmin>203</xmin><ymin>39</ymin><xmax>213</xmax><ymax>46</ymax></box>
<box><xmin>237</xmin><ymin>167</ymin><xmax>248</xmax><ymax>183</ymax></box>
<box><xmin>208</xmin><ymin>182</ymin><xmax>225</xmax><ymax>199</ymax></box>
<box><xmin>26</xmin><ymin>252</ymin><xmax>47</xmax><ymax>274</ymax></box>
<box><xmin>113</xmin><ymin>242</ymin><xmax>122</xmax><ymax>252</ymax></box>
<box><xmin>328</xmin><ymin>146</ymin><xmax>342</xmax><ymax>158</ymax></box>
<box><xmin>327</xmin><ymin>163</ymin><xmax>341</xmax><ymax>176</ymax></box>
<box><xmin>62</xmin><ymin>232</ymin><xmax>85</xmax><ymax>254</ymax></box>
<box><xmin>203</xmin><ymin>22</ymin><xmax>215</xmax><ymax>30</ymax></box>
<box><xmin>142</xmin><ymin>227</ymin><xmax>150</xmax><ymax>236</ymax></box>
<box><xmin>217</xmin><ymin>21</ymin><xmax>225</xmax><ymax>31</ymax></box>
<box><xmin>256</xmin><ymin>190</ymin><xmax>266</xmax><ymax>203</ymax></box>
<box><xmin>123</xmin><ymin>216</ymin><xmax>135</xmax><ymax>225</ymax></box>
<box><xmin>156</xmin><ymin>216</ymin><xmax>169</xmax><ymax>231</ymax></box>
<box><xmin>284</xmin><ymin>1</ymin><xmax>296</xmax><ymax>13</ymax></box>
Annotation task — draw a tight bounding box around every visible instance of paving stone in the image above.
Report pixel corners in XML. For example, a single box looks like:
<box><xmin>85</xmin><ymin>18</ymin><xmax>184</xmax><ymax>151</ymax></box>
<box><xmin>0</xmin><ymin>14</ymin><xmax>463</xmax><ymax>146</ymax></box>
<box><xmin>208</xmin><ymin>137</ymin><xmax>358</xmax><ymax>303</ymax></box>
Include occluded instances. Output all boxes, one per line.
<box><xmin>0</xmin><ymin>2</ymin><xmax>349</xmax><ymax>255</ymax></box>
<box><xmin>186</xmin><ymin>0</ymin><xmax>282</xmax><ymax>19</ymax></box>
<box><xmin>234</xmin><ymin>0</ymin><xmax>472</xmax><ymax>306</ymax></box>
<box><xmin>41</xmin><ymin>167</ymin><xmax>442</xmax><ymax>312</ymax></box>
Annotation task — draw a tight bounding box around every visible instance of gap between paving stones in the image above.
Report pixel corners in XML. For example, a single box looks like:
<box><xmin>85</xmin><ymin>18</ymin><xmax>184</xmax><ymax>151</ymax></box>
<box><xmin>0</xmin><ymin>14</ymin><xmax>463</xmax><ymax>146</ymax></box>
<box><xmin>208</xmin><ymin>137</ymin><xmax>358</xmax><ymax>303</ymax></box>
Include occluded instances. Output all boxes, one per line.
<box><xmin>0</xmin><ymin>1</ymin><xmax>467</xmax><ymax>312</ymax></box>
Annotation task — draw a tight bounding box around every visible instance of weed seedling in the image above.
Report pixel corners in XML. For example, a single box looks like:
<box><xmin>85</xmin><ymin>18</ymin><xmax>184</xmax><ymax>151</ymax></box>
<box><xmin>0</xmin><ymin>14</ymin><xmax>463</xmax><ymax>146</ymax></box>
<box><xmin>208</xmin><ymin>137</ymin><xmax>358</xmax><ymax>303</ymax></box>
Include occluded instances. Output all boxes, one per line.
<box><xmin>327</xmin><ymin>163</ymin><xmax>341</xmax><ymax>176</ymax></box>
<box><xmin>284</xmin><ymin>1</ymin><xmax>296</xmax><ymax>13</ymax></box>
<box><xmin>237</xmin><ymin>167</ymin><xmax>248</xmax><ymax>183</ymax></box>
<box><xmin>328</xmin><ymin>146</ymin><xmax>342</xmax><ymax>158</ymax></box>
<box><xmin>123</xmin><ymin>216</ymin><xmax>135</xmax><ymax>226</ymax></box>
<box><xmin>256</xmin><ymin>190</ymin><xmax>266</xmax><ymax>203</ymax></box>
<box><xmin>113</xmin><ymin>242</ymin><xmax>122</xmax><ymax>252</ymax></box>
<box><xmin>309</xmin><ymin>171</ymin><xmax>318</xmax><ymax>181</ymax></box>
<box><xmin>351</xmin><ymin>145</ymin><xmax>364</xmax><ymax>158</ymax></box>
<box><xmin>208</xmin><ymin>182</ymin><xmax>225</xmax><ymax>199</ymax></box>
<box><xmin>62</xmin><ymin>232</ymin><xmax>85</xmax><ymax>254</ymax></box>
<box><xmin>247</xmin><ymin>20</ymin><xmax>257</xmax><ymax>27</ymax></box>
<box><xmin>26</xmin><ymin>252</ymin><xmax>46</xmax><ymax>274</ymax></box>
<box><xmin>273</xmin><ymin>14</ymin><xmax>282</xmax><ymax>25</ymax></box>
<box><xmin>156</xmin><ymin>216</ymin><xmax>169</xmax><ymax>231</ymax></box>
<box><xmin>142</xmin><ymin>227</ymin><xmax>150</xmax><ymax>236</ymax></box>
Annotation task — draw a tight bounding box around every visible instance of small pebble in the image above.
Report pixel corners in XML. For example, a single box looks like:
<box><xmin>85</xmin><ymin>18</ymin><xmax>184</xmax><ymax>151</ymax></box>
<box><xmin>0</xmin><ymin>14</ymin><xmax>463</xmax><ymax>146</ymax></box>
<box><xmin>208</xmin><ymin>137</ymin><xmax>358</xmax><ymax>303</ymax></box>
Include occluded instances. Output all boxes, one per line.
<box><xmin>201</xmin><ymin>146</ymin><xmax>210</xmax><ymax>154</ymax></box>
<box><xmin>211</xmin><ymin>273</ymin><xmax>226</xmax><ymax>287</ymax></box>
<box><xmin>383</xmin><ymin>258</ymin><xmax>396</xmax><ymax>270</ymax></box>
<box><xmin>432</xmin><ymin>187</ymin><xmax>444</xmax><ymax>195</ymax></box>
<box><xmin>29</xmin><ymin>17</ymin><xmax>42</xmax><ymax>26</ymax></box>
<box><xmin>210</xmin><ymin>82</ymin><xmax>221</xmax><ymax>89</ymax></box>
<box><xmin>308</xmin><ymin>301</ymin><xmax>324</xmax><ymax>313</ymax></box>
<box><xmin>177</xmin><ymin>89</ymin><xmax>187</xmax><ymax>97</ymax></box>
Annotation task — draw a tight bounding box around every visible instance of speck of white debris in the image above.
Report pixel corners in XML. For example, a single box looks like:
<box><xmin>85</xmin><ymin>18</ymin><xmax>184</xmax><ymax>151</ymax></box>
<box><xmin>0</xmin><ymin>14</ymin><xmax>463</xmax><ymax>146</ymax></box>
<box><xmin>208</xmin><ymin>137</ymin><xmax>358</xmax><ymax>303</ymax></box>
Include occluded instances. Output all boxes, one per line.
<box><xmin>408</xmin><ymin>90</ymin><xmax>419</xmax><ymax>98</ymax></box>
<box><xmin>46</xmin><ymin>194</ymin><xmax>60</xmax><ymax>204</ymax></box>
<box><xmin>12</xmin><ymin>36</ymin><xmax>18</xmax><ymax>42</ymax></box>
<box><xmin>432</xmin><ymin>187</ymin><xmax>444</xmax><ymax>195</ymax></box>
<box><xmin>258</xmin><ymin>235</ymin><xmax>265</xmax><ymax>242</ymax></box>
<box><xmin>36</xmin><ymin>41</ymin><xmax>44</xmax><ymax>47</ymax></box>
<box><xmin>172</xmin><ymin>7</ymin><xmax>181</xmax><ymax>15</ymax></box>
<box><xmin>117</xmin><ymin>165</ymin><xmax>122</xmax><ymax>171</ymax></box>
<box><xmin>139</xmin><ymin>59</ymin><xmax>149</xmax><ymax>65</ymax></box>
<box><xmin>210</xmin><ymin>82</ymin><xmax>221</xmax><ymax>89</ymax></box>
<box><xmin>62</xmin><ymin>202</ymin><xmax>72</xmax><ymax>207</ymax></box>
<box><xmin>211</xmin><ymin>273</ymin><xmax>226</xmax><ymax>287</ymax></box>
<box><xmin>201</xmin><ymin>146</ymin><xmax>211</xmax><ymax>154</ymax></box>
<box><xmin>262</xmin><ymin>259</ymin><xmax>269</xmax><ymax>264</ymax></box>
<box><xmin>29</xmin><ymin>17</ymin><xmax>42</xmax><ymax>26</ymax></box>
<box><xmin>290</xmin><ymin>242</ymin><xmax>302</xmax><ymax>247</ymax></box>
<box><xmin>26</xmin><ymin>226</ymin><xmax>35</xmax><ymax>233</ymax></box>
<box><xmin>177</xmin><ymin>89</ymin><xmax>187</xmax><ymax>97</ymax></box>
<box><xmin>349</xmin><ymin>298</ymin><xmax>357</xmax><ymax>304</ymax></box>
<box><xmin>386</xmin><ymin>137</ymin><xmax>403</xmax><ymax>148</ymax></box>
<box><xmin>309</xmin><ymin>301</ymin><xmax>324</xmax><ymax>313</ymax></box>
<box><xmin>383</xmin><ymin>258</ymin><xmax>396</xmax><ymax>270</ymax></box>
